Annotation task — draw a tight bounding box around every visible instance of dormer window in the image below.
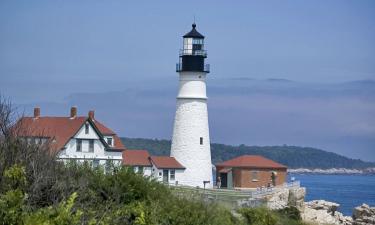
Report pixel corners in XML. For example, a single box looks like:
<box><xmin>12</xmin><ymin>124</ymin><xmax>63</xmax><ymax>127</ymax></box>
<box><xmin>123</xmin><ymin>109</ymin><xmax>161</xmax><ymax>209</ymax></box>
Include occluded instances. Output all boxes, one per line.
<box><xmin>85</xmin><ymin>123</ymin><xmax>89</xmax><ymax>134</ymax></box>
<box><xmin>107</xmin><ymin>137</ymin><xmax>113</xmax><ymax>146</ymax></box>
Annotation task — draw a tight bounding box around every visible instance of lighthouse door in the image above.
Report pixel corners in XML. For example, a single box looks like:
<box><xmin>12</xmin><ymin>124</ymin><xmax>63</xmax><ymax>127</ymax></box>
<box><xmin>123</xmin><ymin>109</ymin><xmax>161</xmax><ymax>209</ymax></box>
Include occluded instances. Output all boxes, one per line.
<box><xmin>163</xmin><ymin>170</ymin><xmax>169</xmax><ymax>183</ymax></box>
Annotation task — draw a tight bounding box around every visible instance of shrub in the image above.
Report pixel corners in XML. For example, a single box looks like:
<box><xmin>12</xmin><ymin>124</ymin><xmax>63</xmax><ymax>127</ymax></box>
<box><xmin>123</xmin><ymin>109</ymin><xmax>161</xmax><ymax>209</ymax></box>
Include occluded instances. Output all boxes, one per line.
<box><xmin>238</xmin><ymin>207</ymin><xmax>277</xmax><ymax>225</ymax></box>
<box><xmin>277</xmin><ymin>206</ymin><xmax>301</xmax><ymax>221</ymax></box>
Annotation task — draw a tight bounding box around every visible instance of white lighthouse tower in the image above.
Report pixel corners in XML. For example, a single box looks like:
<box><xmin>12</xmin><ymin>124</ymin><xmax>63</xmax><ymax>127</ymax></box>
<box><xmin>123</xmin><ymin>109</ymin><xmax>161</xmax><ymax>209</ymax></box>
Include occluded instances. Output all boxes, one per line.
<box><xmin>171</xmin><ymin>23</ymin><xmax>213</xmax><ymax>188</ymax></box>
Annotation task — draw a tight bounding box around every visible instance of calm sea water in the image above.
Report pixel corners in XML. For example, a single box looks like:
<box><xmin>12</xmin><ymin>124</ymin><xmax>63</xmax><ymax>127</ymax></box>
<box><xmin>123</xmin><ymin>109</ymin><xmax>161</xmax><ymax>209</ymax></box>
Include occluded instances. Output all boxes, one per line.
<box><xmin>289</xmin><ymin>174</ymin><xmax>375</xmax><ymax>216</ymax></box>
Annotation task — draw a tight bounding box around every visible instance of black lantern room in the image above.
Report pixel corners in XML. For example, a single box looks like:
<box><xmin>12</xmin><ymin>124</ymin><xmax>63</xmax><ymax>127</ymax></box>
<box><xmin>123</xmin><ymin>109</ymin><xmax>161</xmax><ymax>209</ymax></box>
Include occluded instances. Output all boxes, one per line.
<box><xmin>176</xmin><ymin>23</ymin><xmax>210</xmax><ymax>73</ymax></box>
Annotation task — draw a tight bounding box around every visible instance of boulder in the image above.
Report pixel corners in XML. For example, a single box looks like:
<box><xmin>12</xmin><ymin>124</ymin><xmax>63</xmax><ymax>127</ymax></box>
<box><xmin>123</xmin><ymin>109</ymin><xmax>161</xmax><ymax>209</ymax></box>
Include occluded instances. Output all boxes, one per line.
<box><xmin>288</xmin><ymin>187</ymin><xmax>306</xmax><ymax>210</ymax></box>
<box><xmin>301</xmin><ymin>200</ymin><xmax>352</xmax><ymax>225</ymax></box>
<box><xmin>352</xmin><ymin>204</ymin><xmax>375</xmax><ymax>225</ymax></box>
<box><xmin>306</xmin><ymin>200</ymin><xmax>340</xmax><ymax>215</ymax></box>
<box><xmin>266</xmin><ymin>188</ymin><xmax>289</xmax><ymax>210</ymax></box>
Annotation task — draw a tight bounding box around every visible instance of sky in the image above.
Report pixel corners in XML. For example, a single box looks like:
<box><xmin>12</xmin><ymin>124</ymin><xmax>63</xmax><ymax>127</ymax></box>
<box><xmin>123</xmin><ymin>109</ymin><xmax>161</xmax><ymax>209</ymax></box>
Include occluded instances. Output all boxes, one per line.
<box><xmin>1</xmin><ymin>0</ymin><xmax>374</xmax><ymax>161</ymax></box>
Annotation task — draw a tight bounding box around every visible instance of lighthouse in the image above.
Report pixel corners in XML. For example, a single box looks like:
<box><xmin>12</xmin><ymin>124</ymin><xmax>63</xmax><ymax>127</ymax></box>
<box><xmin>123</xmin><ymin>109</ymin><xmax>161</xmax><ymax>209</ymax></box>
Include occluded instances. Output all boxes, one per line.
<box><xmin>171</xmin><ymin>23</ymin><xmax>213</xmax><ymax>188</ymax></box>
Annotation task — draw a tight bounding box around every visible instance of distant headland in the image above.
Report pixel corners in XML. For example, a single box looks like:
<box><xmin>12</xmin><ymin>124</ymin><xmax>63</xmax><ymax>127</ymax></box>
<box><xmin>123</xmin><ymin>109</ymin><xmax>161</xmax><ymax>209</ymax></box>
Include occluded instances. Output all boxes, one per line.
<box><xmin>121</xmin><ymin>137</ymin><xmax>375</xmax><ymax>170</ymax></box>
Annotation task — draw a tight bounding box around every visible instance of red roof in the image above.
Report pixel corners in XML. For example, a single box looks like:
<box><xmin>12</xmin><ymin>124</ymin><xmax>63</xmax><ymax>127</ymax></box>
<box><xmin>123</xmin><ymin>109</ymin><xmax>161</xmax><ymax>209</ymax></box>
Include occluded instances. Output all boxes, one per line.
<box><xmin>150</xmin><ymin>156</ymin><xmax>185</xmax><ymax>169</ymax></box>
<box><xmin>17</xmin><ymin>116</ymin><xmax>126</xmax><ymax>154</ymax></box>
<box><xmin>216</xmin><ymin>155</ymin><xmax>287</xmax><ymax>169</ymax></box>
<box><xmin>123</xmin><ymin>150</ymin><xmax>152</xmax><ymax>166</ymax></box>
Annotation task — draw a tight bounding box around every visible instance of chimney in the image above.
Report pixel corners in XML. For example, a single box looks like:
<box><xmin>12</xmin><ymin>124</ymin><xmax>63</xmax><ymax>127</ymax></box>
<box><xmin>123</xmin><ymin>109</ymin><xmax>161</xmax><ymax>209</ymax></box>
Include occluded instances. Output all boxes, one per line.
<box><xmin>34</xmin><ymin>107</ymin><xmax>40</xmax><ymax>118</ymax></box>
<box><xmin>88</xmin><ymin>110</ymin><xmax>95</xmax><ymax>121</ymax></box>
<box><xmin>70</xmin><ymin>106</ymin><xmax>77</xmax><ymax>119</ymax></box>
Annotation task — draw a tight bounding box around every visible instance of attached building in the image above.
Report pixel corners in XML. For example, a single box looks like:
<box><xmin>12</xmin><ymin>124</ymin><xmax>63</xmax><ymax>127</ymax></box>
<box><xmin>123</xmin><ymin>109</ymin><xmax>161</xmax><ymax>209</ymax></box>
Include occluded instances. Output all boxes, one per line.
<box><xmin>17</xmin><ymin>107</ymin><xmax>125</xmax><ymax>167</ymax></box>
<box><xmin>149</xmin><ymin>156</ymin><xmax>185</xmax><ymax>185</ymax></box>
<box><xmin>122</xmin><ymin>150</ymin><xmax>152</xmax><ymax>176</ymax></box>
<box><xmin>122</xmin><ymin>150</ymin><xmax>185</xmax><ymax>185</ymax></box>
<box><xmin>216</xmin><ymin>155</ymin><xmax>287</xmax><ymax>189</ymax></box>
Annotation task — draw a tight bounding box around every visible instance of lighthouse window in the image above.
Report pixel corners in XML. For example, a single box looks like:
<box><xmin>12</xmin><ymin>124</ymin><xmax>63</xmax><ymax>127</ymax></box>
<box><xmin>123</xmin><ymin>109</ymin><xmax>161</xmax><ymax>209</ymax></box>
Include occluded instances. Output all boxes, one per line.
<box><xmin>200</xmin><ymin>137</ymin><xmax>203</xmax><ymax>145</ymax></box>
<box><xmin>193</xmin><ymin>39</ymin><xmax>202</xmax><ymax>44</ymax></box>
<box><xmin>184</xmin><ymin>38</ymin><xmax>193</xmax><ymax>50</ymax></box>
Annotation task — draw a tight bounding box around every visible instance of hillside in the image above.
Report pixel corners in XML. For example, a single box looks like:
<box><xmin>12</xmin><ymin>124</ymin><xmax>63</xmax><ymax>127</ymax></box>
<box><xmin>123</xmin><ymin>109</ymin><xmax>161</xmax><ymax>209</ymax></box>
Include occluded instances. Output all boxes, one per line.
<box><xmin>121</xmin><ymin>137</ymin><xmax>375</xmax><ymax>169</ymax></box>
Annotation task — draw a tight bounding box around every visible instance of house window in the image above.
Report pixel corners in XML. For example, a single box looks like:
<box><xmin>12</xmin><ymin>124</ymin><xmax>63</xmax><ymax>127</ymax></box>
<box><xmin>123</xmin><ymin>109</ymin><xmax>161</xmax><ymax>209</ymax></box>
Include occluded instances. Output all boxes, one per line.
<box><xmin>93</xmin><ymin>159</ymin><xmax>99</xmax><ymax>168</ymax></box>
<box><xmin>76</xmin><ymin>139</ymin><xmax>82</xmax><ymax>152</ymax></box>
<box><xmin>85</xmin><ymin>123</ymin><xmax>89</xmax><ymax>134</ymax></box>
<box><xmin>159</xmin><ymin>172</ymin><xmax>162</xmax><ymax>176</ymax></box>
<box><xmin>200</xmin><ymin>137</ymin><xmax>203</xmax><ymax>145</ymax></box>
<box><xmin>105</xmin><ymin>160</ymin><xmax>111</xmax><ymax>173</ymax></box>
<box><xmin>107</xmin><ymin>138</ymin><xmax>113</xmax><ymax>146</ymax></box>
<box><xmin>252</xmin><ymin>171</ymin><xmax>259</xmax><ymax>181</ymax></box>
<box><xmin>138</xmin><ymin>166</ymin><xmax>144</xmax><ymax>174</ymax></box>
<box><xmin>170</xmin><ymin>169</ymin><xmax>175</xmax><ymax>180</ymax></box>
<box><xmin>89</xmin><ymin>140</ymin><xmax>94</xmax><ymax>152</ymax></box>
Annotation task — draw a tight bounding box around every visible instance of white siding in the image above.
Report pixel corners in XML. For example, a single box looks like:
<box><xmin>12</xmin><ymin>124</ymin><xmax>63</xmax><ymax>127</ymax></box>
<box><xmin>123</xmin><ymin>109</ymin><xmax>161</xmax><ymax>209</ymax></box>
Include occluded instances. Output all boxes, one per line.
<box><xmin>132</xmin><ymin>166</ymin><xmax>152</xmax><ymax>177</ymax></box>
<box><xmin>58</xmin><ymin>122</ymin><xmax>122</xmax><ymax>166</ymax></box>
<box><xmin>151</xmin><ymin>164</ymin><xmax>185</xmax><ymax>185</ymax></box>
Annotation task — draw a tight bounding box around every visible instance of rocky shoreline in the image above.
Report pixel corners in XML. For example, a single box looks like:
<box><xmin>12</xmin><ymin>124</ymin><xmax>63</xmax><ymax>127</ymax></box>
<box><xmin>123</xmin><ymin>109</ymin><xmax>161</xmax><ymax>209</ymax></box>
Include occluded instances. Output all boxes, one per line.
<box><xmin>302</xmin><ymin>200</ymin><xmax>375</xmax><ymax>225</ymax></box>
<box><xmin>261</xmin><ymin>187</ymin><xmax>374</xmax><ymax>225</ymax></box>
<box><xmin>288</xmin><ymin>168</ymin><xmax>375</xmax><ymax>175</ymax></box>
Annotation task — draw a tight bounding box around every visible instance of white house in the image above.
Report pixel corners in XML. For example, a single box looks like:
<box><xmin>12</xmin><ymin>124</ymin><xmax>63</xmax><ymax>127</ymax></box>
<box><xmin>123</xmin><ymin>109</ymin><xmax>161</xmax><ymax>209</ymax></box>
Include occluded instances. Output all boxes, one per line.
<box><xmin>122</xmin><ymin>150</ymin><xmax>185</xmax><ymax>185</ymax></box>
<box><xmin>18</xmin><ymin>107</ymin><xmax>125</xmax><ymax>167</ymax></box>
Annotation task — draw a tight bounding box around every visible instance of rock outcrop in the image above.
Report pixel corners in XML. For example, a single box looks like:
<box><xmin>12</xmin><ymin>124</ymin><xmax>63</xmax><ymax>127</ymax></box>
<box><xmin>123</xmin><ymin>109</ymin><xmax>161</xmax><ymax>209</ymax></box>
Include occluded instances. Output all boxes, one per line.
<box><xmin>301</xmin><ymin>200</ymin><xmax>352</xmax><ymax>225</ymax></box>
<box><xmin>352</xmin><ymin>204</ymin><xmax>375</xmax><ymax>225</ymax></box>
<box><xmin>265</xmin><ymin>187</ymin><xmax>305</xmax><ymax>210</ymax></box>
<box><xmin>235</xmin><ymin>185</ymin><xmax>374</xmax><ymax>225</ymax></box>
<box><xmin>288</xmin><ymin>187</ymin><xmax>306</xmax><ymax>210</ymax></box>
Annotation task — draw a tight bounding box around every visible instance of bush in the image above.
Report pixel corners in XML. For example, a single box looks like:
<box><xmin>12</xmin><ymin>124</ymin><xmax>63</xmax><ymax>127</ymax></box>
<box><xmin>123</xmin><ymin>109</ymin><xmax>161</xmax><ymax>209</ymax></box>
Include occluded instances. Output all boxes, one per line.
<box><xmin>277</xmin><ymin>206</ymin><xmax>301</xmax><ymax>221</ymax></box>
<box><xmin>238</xmin><ymin>207</ymin><xmax>277</xmax><ymax>225</ymax></box>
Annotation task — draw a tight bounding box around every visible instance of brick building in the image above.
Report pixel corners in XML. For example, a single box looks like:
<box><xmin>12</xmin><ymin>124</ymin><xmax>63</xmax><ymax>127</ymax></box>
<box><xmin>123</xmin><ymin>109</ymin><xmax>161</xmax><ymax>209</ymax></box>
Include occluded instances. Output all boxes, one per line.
<box><xmin>216</xmin><ymin>155</ymin><xmax>287</xmax><ymax>189</ymax></box>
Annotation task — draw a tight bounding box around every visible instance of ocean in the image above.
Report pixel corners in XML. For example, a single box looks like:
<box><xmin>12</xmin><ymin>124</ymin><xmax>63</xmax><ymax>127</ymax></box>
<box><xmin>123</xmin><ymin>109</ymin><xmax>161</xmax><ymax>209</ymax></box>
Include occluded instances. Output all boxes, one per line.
<box><xmin>289</xmin><ymin>174</ymin><xmax>375</xmax><ymax>216</ymax></box>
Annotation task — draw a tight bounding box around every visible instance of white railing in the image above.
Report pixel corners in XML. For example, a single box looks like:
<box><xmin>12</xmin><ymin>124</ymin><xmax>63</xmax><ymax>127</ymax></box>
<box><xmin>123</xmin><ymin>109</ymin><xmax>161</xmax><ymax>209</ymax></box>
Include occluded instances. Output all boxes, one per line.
<box><xmin>169</xmin><ymin>180</ymin><xmax>300</xmax><ymax>205</ymax></box>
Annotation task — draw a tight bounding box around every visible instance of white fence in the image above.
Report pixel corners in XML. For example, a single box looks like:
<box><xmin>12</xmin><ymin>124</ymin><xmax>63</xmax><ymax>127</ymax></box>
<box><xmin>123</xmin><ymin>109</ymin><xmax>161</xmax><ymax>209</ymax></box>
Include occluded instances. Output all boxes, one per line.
<box><xmin>169</xmin><ymin>181</ymin><xmax>301</xmax><ymax>209</ymax></box>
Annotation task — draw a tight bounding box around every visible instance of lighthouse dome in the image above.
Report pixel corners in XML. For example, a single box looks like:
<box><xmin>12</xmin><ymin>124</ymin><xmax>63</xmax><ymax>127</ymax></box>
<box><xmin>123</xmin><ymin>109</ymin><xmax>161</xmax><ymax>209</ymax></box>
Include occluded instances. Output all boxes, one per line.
<box><xmin>183</xmin><ymin>23</ymin><xmax>205</xmax><ymax>38</ymax></box>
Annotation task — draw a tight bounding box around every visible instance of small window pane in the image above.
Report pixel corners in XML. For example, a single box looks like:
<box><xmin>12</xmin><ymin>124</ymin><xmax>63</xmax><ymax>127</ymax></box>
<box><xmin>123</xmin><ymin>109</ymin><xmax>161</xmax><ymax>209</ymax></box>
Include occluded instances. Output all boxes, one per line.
<box><xmin>85</xmin><ymin>123</ymin><xmax>89</xmax><ymax>134</ymax></box>
<box><xmin>105</xmin><ymin>160</ymin><xmax>111</xmax><ymax>172</ymax></box>
<box><xmin>93</xmin><ymin>159</ymin><xmax>99</xmax><ymax>168</ymax></box>
<box><xmin>76</xmin><ymin>139</ymin><xmax>82</xmax><ymax>152</ymax></box>
<box><xmin>170</xmin><ymin>169</ymin><xmax>175</xmax><ymax>180</ymax></box>
<box><xmin>89</xmin><ymin>140</ymin><xmax>94</xmax><ymax>152</ymax></box>
<box><xmin>200</xmin><ymin>137</ymin><xmax>203</xmax><ymax>145</ymax></box>
<box><xmin>107</xmin><ymin>138</ymin><xmax>113</xmax><ymax>146</ymax></box>
<box><xmin>252</xmin><ymin>171</ymin><xmax>258</xmax><ymax>181</ymax></box>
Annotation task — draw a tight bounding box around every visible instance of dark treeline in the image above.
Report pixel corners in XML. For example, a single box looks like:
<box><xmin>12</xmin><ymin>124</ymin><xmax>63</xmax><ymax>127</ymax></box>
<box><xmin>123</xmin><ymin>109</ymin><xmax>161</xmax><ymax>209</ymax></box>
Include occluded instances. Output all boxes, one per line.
<box><xmin>122</xmin><ymin>137</ymin><xmax>375</xmax><ymax>169</ymax></box>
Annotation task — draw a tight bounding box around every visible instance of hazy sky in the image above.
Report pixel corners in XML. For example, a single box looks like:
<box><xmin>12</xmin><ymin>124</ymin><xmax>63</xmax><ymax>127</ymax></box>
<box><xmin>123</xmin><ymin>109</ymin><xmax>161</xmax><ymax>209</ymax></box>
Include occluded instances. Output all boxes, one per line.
<box><xmin>1</xmin><ymin>1</ymin><xmax>374</xmax><ymax>161</ymax></box>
